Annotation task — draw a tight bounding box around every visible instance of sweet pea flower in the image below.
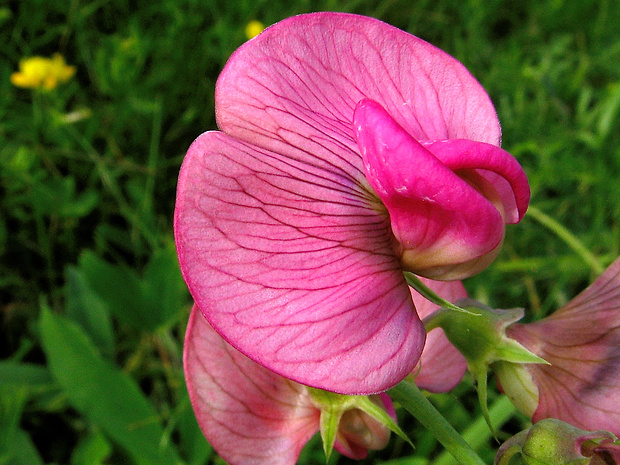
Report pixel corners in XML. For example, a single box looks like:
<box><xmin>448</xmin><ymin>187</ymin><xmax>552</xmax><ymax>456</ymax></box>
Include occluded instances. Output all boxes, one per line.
<box><xmin>496</xmin><ymin>257</ymin><xmax>620</xmax><ymax>436</ymax></box>
<box><xmin>184</xmin><ymin>305</ymin><xmax>404</xmax><ymax>465</ymax></box>
<box><xmin>174</xmin><ymin>12</ymin><xmax>530</xmax><ymax>394</ymax></box>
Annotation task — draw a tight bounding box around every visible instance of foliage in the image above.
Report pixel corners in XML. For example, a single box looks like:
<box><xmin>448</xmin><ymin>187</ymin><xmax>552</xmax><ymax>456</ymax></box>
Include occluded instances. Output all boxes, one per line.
<box><xmin>1</xmin><ymin>0</ymin><xmax>619</xmax><ymax>463</ymax></box>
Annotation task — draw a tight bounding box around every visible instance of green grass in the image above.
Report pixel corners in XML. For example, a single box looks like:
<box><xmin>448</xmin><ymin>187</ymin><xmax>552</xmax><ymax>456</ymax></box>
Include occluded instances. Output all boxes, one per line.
<box><xmin>1</xmin><ymin>0</ymin><xmax>619</xmax><ymax>464</ymax></box>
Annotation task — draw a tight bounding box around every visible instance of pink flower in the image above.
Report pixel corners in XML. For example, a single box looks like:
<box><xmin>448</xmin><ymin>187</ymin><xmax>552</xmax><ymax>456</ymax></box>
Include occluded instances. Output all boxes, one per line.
<box><xmin>184</xmin><ymin>305</ymin><xmax>396</xmax><ymax>465</ymax></box>
<box><xmin>174</xmin><ymin>12</ymin><xmax>529</xmax><ymax>394</ymax></box>
<box><xmin>498</xmin><ymin>257</ymin><xmax>620</xmax><ymax>435</ymax></box>
<box><xmin>412</xmin><ymin>278</ymin><xmax>468</xmax><ymax>392</ymax></box>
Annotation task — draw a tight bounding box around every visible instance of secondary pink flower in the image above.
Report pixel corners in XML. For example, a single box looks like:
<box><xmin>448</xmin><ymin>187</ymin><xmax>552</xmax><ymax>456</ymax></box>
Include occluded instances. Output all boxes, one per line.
<box><xmin>174</xmin><ymin>12</ymin><xmax>529</xmax><ymax>394</ymax></box>
<box><xmin>184</xmin><ymin>305</ymin><xmax>396</xmax><ymax>465</ymax></box>
<box><xmin>412</xmin><ymin>278</ymin><xmax>468</xmax><ymax>392</ymax></box>
<box><xmin>498</xmin><ymin>257</ymin><xmax>620</xmax><ymax>435</ymax></box>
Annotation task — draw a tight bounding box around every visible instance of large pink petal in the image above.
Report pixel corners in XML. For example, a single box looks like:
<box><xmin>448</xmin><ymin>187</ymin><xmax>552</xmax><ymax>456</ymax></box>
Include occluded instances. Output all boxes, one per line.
<box><xmin>175</xmin><ymin>132</ymin><xmax>425</xmax><ymax>394</ymax></box>
<box><xmin>412</xmin><ymin>279</ymin><xmax>468</xmax><ymax>392</ymax></box>
<box><xmin>354</xmin><ymin>99</ymin><xmax>505</xmax><ymax>280</ymax></box>
<box><xmin>184</xmin><ymin>305</ymin><xmax>319</xmax><ymax>465</ymax></box>
<box><xmin>215</xmin><ymin>13</ymin><xmax>501</xmax><ymax>161</ymax></box>
<box><xmin>507</xmin><ymin>258</ymin><xmax>620</xmax><ymax>435</ymax></box>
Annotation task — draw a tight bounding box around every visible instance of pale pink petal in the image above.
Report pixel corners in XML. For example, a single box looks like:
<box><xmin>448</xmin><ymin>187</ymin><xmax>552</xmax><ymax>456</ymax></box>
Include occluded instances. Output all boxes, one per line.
<box><xmin>175</xmin><ymin>132</ymin><xmax>425</xmax><ymax>394</ymax></box>
<box><xmin>354</xmin><ymin>99</ymin><xmax>505</xmax><ymax>280</ymax></box>
<box><xmin>184</xmin><ymin>305</ymin><xmax>319</xmax><ymax>465</ymax></box>
<box><xmin>507</xmin><ymin>257</ymin><xmax>620</xmax><ymax>435</ymax></box>
<box><xmin>216</xmin><ymin>13</ymin><xmax>501</xmax><ymax>158</ymax></box>
<box><xmin>412</xmin><ymin>279</ymin><xmax>469</xmax><ymax>392</ymax></box>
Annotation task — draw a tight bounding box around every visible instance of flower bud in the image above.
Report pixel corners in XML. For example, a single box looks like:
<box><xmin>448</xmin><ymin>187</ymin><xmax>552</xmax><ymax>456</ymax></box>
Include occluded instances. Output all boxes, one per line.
<box><xmin>307</xmin><ymin>389</ymin><xmax>410</xmax><ymax>460</ymax></box>
<box><xmin>335</xmin><ymin>396</ymin><xmax>392</xmax><ymax>458</ymax></box>
<box><xmin>492</xmin><ymin>360</ymin><xmax>538</xmax><ymax>418</ymax></box>
<box><xmin>495</xmin><ymin>418</ymin><xmax>620</xmax><ymax>465</ymax></box>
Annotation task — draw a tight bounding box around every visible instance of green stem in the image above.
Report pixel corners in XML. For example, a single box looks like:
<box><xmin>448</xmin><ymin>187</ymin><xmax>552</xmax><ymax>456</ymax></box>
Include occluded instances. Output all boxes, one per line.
<box><xmin>433</xmin><ymin>396</ymin><xmax>516</xmax><ymax>465</ymax></box>
<box><xmin>404</xmin><ymin>272</ymin><xmax>473</xmax><ymax>315</ymax></box>
<box><xmin>526</xmin><ymin>205</ymin><xmax>604</xmax><ymax>275</ymax></box>
<box><xmin>388</xmin><ymin>379</ymin><xmax>487</xmax><ymax>465</ymax></box>
<box><xmin>61</xmin><ymin>124</ymin><xmax>159</xmax><ymax>249</ymax></box>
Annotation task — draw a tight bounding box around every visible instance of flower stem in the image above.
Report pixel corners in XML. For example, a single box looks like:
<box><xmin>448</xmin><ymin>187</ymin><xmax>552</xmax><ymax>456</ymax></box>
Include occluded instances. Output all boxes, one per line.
<box><xmin>403</xmin><ymin>272</ymin><xmax>473</xmax><ymax>315</ymax></box>
<box><xmin>526</xmin><ymin>205</ymin><xmax>604</xmax><ymax>275</ymax></box>
<box><xmin>433</xmin><ymin>395</ymin><xmax>516</xmax><ymax>465</ymax></box>
<box><xmin>388</xmin><ymin>379</ymin><xmax>487</xmax><ymax>465</ymax></box>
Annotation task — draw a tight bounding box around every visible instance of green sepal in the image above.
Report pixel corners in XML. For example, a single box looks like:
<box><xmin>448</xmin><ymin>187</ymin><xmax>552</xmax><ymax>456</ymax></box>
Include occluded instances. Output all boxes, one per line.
<box><xmin>423</xmin><ymin>299</ymin><xmax>548</xmax><ymax>435</ymax></box>
<box><xmin>317</xmin><ymin>403</ymin><xmax>342</xmax><ymax>461</ymax></box>
<box><xmin>498</xmin><ymin>338</ymin><xmax>549</xmax><ymax>366</ymax></box>
<box><xmin>469</xmin><ymin>363</ymin><xmax>494</xmax><ymax>436</ymax></box>
<box><xmin>353</xmin><ymin>396</ymin><xmax>413</xmax><ymax>448</ymax></box>
<box><xmin>307</xmin><ymin>388</ymin><xmax>413</xmax><ymax>461</ymax></box>
<box><xmin>495</xmin><ymin>430</ymin><xmax>528</xmax><ymax>465</ymax></box>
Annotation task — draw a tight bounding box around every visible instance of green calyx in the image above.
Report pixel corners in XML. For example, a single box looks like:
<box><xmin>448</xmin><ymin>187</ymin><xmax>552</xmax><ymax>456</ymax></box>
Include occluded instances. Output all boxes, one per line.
<box><xmin>306</xmin><ymin>388</ymin><xmax>412</xmax><ymax>461</ymax></box>
<box><xmin>423</xmin><ymin>299</ymin><xmax>548</xmax><ymax>433</ymax></box>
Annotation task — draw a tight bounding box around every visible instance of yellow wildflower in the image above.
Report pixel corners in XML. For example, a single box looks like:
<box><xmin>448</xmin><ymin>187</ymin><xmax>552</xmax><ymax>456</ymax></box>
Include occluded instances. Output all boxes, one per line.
<box><xmin>11</xmin><ymin>53</ymin><xmax>76</xmax><ymax>90</ymax></box>
<box><xmin>244</xmin><ymin>20</ymin><xmax>265</xmax><ymax>40</ymax></box>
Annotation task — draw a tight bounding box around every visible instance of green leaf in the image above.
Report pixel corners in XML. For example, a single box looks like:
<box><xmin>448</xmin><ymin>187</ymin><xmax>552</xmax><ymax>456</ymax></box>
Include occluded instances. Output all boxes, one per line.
<box><xmin>78</xmin><ymin>250</ymin><xmax>149</xmax><ymax>331</ymax></box>
<box><xmin>0</xmin><ymin>363</ymin><xmax>57</xmax><ymax>464</ymax></box>
<box><xmin>65</xmin><ymin>266</ymin><xmax>115</xmax><ymax>358</ymax></box>
<box><xmin>141</xmin><ymin>244</ymin><xmax>189</xmax><ymax>330</ymax></box>
<box><xmin>5</xmin><ymin>428</ymin><xmax>45</xmax><ymax>465</ymax></box>
<box><xmin>77</xmin><ymin>246</ymin><xmax>188</xmax><ymax>333</ymax></box>
<box><xmin>0</xmin><ymin>386</ymin><xmax>29</xmax><ymax>463</ymax></box>
<box><xmin>39</xmin><ymin>306</ymin><xmax>181</xmax><ymax>465</ymax></box>
<box><xmin>71</xmin><ymin>431</ymin><xmax>112</xmax><ymax>465</ymax></box>
<box><xmin>30</xmin><ymin>176</ymin><xmax>99</xmax><ymax>218</ymax></box>
<box><xmin>0</xmin><ymin>362</ymin><xmax>54</xmax><ymax>390</ymax></box>
<box><xmin>174</xmin><ymin>395</ymin><xmax>213</xmax><ymax>465</ymax></box>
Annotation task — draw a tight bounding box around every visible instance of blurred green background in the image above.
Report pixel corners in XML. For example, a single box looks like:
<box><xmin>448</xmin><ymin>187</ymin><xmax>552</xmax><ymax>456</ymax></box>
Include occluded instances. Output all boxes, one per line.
<box><xmin>1</xmin><ymin>0</ymin><xmax>619</xmax><ymax>464</ymax></box>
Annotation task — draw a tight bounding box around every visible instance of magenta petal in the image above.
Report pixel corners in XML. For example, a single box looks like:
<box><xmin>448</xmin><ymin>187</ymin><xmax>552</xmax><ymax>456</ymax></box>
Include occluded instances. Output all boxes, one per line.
<box><xmin>216</xmin><ymin>13</ymin><xmax>501</xmax><ymax>155</ymax></box>
<box><xmin>354</xmin><ymin>99</ymin><xmax>505</xmax><ymax>279</ymax></box>
<box><xmin>175</xmin><ymin>131</ymin><xmax>425</xmax><ymax>394</ymax></box>
<box><xmin>184</xmin><ymin>306</ymin><xmax>319</xmax><ymax>465</ymax></box>
<box><xmin>412</xmin><ymin>279</ymin><xmax>468</xmax><ymax>392</ymax></box>
<box><xmin>424</xmin><ymin>139</ymin><xmax>530</xmax><ymax>224</ymax></box>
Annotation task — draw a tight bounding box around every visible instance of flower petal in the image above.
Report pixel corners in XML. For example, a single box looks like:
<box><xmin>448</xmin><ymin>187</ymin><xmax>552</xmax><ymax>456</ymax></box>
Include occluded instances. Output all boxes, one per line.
<box><xmin>175</xmin><ymin>131</ymin><xmax>425</xmax><ymax>394</ymax></box>
<box><xmin>184</xmin><ymin>305</ymin><xmax>319</xmax><ymax>465</ymax></box>
<box><xmin>507</xmin><ymin>257</ymin><xmax>620</xmax><ymax>435</ymax></box>
<box><xmin>412</xmin><ymin>279</ymin><xmax>468</xmax><ymax>392</ymax></box>
<box><xmin>354</xmin><ymin>99</ymin><xmax>505</xmax><ymax>280</ymax></box>
<box><xmin>423</xmin><ymin>139</ymin><xmax>530</xmax><ymax>224</ymax></box>
<box><xmin>215</xmin><ymin>12</ymin><xmax>501</xmax><ymax>158</ymax></box>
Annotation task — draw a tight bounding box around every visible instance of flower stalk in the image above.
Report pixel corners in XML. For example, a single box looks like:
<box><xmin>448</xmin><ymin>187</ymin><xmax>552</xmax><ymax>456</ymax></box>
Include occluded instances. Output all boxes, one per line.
<box><xmin>389</xmin><ymin>379</ymin><xmax>487</xmax><ymax>465</ymax></box>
